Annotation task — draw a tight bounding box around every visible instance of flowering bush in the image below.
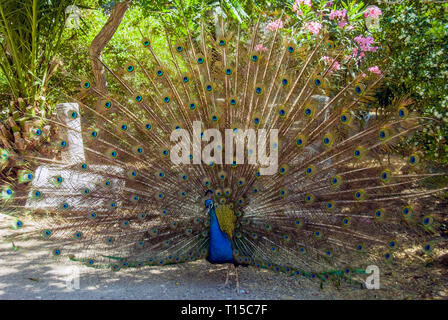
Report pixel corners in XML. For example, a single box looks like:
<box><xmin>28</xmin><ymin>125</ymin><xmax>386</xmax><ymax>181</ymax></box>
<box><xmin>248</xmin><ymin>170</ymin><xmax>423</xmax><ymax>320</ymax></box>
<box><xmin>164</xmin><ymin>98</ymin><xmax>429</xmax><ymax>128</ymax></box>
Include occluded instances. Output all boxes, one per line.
<box><xmin>262</xmin><ymin>0</ymin><xmax>447</xmax><ymax>166</ymax></box>
<box><xmin>377</xmin><ymin>1</ymin><xmax>448</xmax><ymax>165</ymax></box>
<box><xmin>265</xmin><ymin>0</ymin><xmax>383</xmax><ymax>80</ymax></box>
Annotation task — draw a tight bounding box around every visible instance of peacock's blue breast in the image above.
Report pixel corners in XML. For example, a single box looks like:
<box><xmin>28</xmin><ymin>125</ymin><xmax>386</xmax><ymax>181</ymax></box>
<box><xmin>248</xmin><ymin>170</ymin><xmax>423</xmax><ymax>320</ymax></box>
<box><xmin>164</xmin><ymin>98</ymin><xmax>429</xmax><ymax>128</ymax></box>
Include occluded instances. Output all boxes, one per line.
<box><xmin>207</xmin><ymin>207</ymin><xmax>234</xmax><ymax>264</ymax></box>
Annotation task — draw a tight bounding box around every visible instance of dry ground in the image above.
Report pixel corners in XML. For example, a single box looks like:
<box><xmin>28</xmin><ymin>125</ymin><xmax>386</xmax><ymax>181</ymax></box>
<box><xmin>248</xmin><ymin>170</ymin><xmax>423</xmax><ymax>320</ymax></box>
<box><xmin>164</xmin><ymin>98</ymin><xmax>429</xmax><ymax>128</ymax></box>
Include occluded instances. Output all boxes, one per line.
<box><xmin>0</xmin><ymin>213</ymin><xmax>445</xmax><ymax>300</ymax></box>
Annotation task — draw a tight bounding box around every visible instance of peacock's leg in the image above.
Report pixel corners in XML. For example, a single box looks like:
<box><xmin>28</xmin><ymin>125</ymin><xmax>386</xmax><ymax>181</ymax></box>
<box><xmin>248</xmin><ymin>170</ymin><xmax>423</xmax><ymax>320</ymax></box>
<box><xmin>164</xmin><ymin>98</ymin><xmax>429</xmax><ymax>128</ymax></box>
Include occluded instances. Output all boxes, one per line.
<box><xmin>224</xmin><ymin>264</ymin><xmax>231</xmax><ymax>287</ymax></box>
<box><xmin>235</xmin><ymin>265</ymin><xmax>239</xmax><ymax>294</ymax></box>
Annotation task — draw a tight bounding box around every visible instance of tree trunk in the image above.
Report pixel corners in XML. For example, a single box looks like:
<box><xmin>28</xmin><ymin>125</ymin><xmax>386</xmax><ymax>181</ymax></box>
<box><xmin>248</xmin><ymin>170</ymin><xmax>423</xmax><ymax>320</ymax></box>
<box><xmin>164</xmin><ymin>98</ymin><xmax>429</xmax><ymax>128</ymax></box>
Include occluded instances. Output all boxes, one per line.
<box><xmin>89</xmin><ymin>0</ymin><xmax>132</xmax><ymax>95</ymax></box>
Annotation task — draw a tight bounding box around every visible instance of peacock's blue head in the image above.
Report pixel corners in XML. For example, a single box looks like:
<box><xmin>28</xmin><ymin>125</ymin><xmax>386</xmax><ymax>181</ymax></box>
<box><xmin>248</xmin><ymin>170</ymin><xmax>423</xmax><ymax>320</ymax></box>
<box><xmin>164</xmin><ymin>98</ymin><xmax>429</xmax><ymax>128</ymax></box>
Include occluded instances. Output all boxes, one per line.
<box><xmin>204</xmin><ymin>189</ymin><xmax>214</xmax><ymax>211</ymax></box>
<box><xmin>205</xmin><ymin>199</ymin><xmax>213</xmax><ymax>209</ymax></box>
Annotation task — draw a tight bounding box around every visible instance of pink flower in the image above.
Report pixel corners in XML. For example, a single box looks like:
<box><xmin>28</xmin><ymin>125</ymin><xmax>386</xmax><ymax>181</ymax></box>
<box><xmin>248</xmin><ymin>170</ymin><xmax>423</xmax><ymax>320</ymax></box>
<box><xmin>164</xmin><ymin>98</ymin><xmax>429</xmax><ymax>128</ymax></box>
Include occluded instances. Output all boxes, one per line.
<box><xmin>353</xmin><ymin>35</ymin><xmax>379</xmax><ymax>52</ymax></box>
<box><xmin>329</xmin><ymin>9</ymin><xmax>347</xmax><ymax>20</ymax></box>
<box><xmin>347</xmin><ymin>47</ymin><xmax>365</xmax><ymax>62</ymax></box>
<box><xmin>305</xmin><ymin>21</ymin><xmax>322</xmax><ymax>35</ymax></box>
<box><xmin>368</xmin><ymin>66</ymin><xmax>382</xmax><ymax>76</ymax></box>
<box><xmin>338</xmin><ymin>21</ymin><xmax>347</xmax><ymax>29</ymax></box>
<box><xmin>299</xmin><ymin>0</ymin><xmax>312</xmax><ymax>6</ymax></box>
<box><xmin>296</xmin><ymin>9</ymin><xmax>304</xmax><ymax>16</ymax></box>
<box><xmin>254</xmin><ymin>44</ymin><xmax>268</xmax><ymax>52</ymax></box>
<box><xmin>363</xmin><ymin>6</ymin><xmax>382</xmax><ymax>19</ymax></box>
<box><xmin>266</xmin><ymin>19</ymin><xmax>284</xmax><ymax>32</ymax></box>
<box><xmin>322</xmin><ymin>56</ymin><xmax>341</xmax><ymax>74</ymax></box>
<box><xmin>292</xmin><ymin>0</ymin><xmax>312</xmax><ymax>12</ymax></box>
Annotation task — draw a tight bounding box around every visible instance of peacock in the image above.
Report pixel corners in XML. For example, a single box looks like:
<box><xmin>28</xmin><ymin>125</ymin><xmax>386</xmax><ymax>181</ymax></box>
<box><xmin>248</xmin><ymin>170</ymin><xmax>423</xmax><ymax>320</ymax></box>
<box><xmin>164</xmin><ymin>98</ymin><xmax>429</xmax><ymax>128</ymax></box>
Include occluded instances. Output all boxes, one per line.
<box><xmin>1</xmin><ymin>8</ymin><xmax>447</xmax><ymax>295</ymax></box>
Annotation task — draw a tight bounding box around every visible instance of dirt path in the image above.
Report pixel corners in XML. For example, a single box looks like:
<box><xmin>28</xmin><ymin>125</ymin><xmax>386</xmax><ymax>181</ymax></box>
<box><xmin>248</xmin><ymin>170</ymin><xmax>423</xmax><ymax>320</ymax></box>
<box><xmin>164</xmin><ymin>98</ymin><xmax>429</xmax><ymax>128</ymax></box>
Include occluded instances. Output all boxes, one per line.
<box><xmin>0</xmin><ymin>243</ymin><xmax>336</xmax><ymax>300</ymax></box>
<box><xmin>0</xmin><ymin>213</ymin><xmax>384</xmax><ymax>300</ymax></box>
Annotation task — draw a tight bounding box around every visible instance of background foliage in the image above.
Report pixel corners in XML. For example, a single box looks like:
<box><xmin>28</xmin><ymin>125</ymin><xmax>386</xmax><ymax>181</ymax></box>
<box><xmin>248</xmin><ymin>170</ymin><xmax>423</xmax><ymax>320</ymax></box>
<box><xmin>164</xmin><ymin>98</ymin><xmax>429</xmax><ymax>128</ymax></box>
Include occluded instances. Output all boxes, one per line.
<box><xmin>0</xmin><ymin>0</ymin><xmax>447</xmax><ymax>164</ymax></box>
<box><xmin>377</xmin><ymin>1</ymin><xmax>448</xmax><ymax>164</ymax></box>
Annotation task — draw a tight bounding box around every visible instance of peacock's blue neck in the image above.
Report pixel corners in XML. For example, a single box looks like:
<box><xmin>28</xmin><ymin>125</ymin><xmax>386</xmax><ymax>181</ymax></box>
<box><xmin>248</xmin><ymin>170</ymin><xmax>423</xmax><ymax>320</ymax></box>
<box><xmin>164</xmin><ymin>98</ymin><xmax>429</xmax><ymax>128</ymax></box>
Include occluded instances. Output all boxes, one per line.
<box><xmin>207</xmin><ymin>205</ymin><xmax>234</xmax><ymax>264</ymax></box>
